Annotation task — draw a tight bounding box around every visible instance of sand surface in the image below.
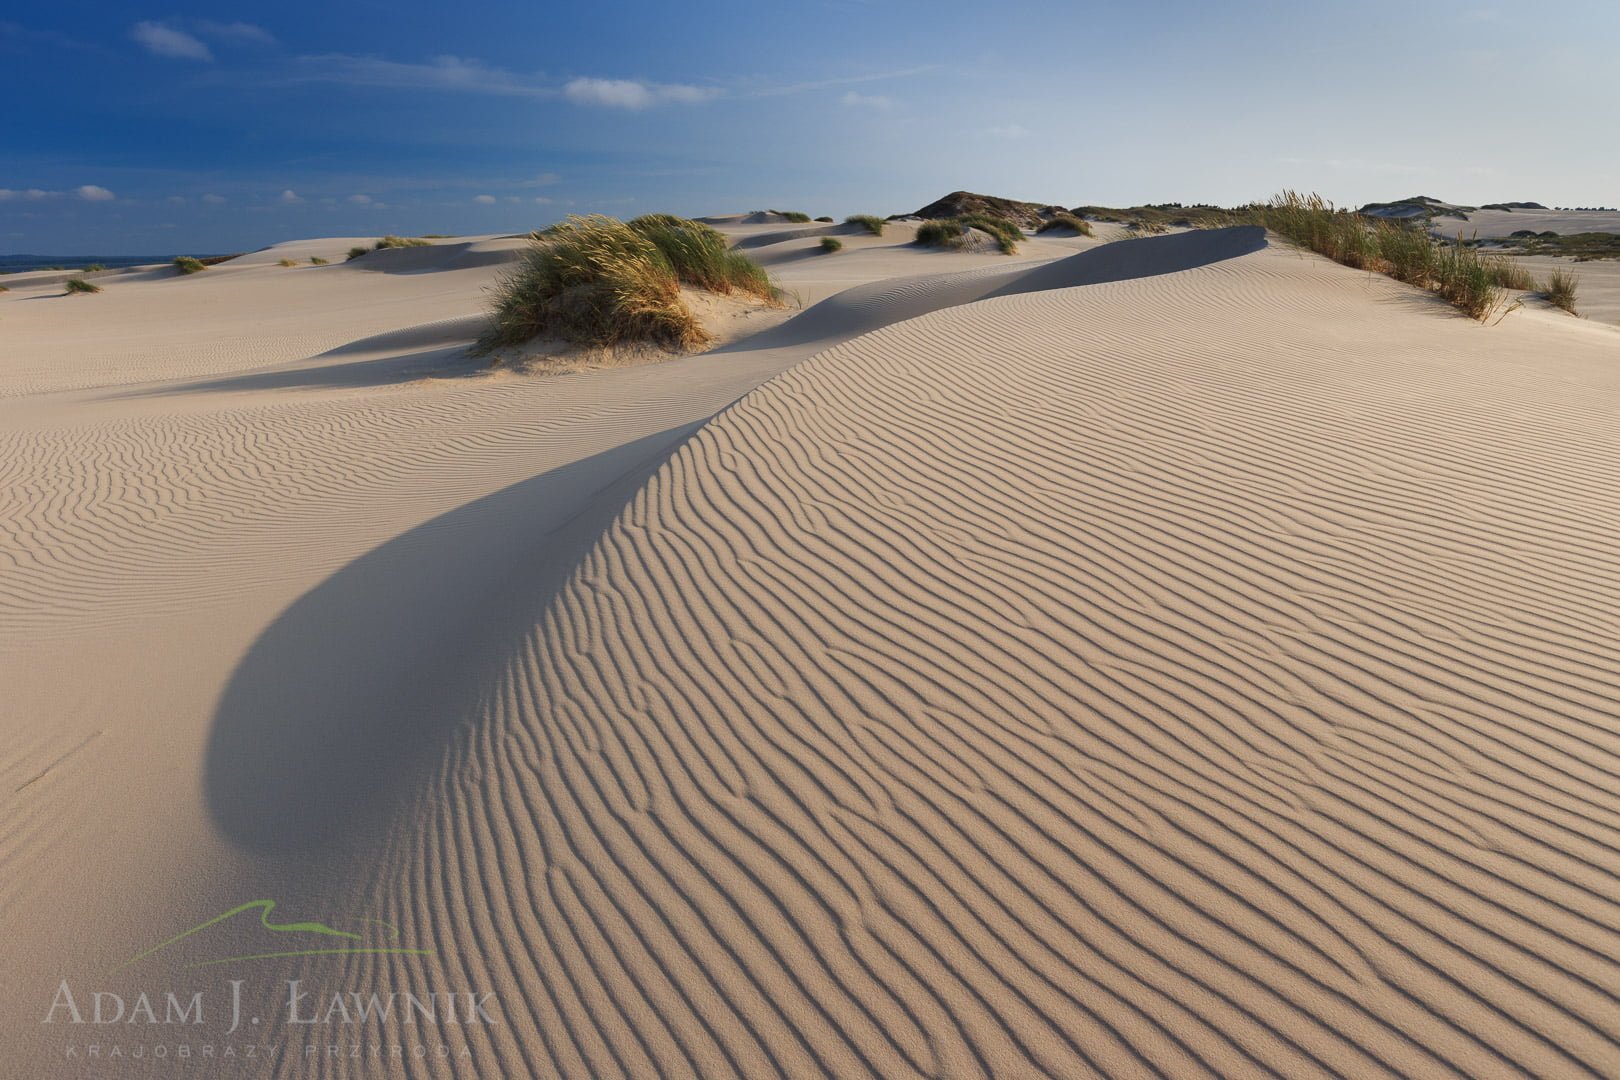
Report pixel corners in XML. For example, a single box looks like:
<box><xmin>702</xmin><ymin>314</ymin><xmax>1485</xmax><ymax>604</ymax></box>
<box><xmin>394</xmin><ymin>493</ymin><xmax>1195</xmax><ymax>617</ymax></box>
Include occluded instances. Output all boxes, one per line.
<box><xmin>5</xmin><ymin>221</ymin><xmax>1620</xmax><ymax>1078</ymax></box>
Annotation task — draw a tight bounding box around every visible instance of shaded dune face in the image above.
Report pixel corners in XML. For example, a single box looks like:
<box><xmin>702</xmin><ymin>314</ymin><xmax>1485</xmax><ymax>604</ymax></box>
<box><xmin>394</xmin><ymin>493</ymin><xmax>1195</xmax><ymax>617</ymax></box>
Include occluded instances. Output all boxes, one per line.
<box><xmin>336</xmin><ymin>246</ymin><xmax>1620</xmax><ymax>1078</ymax></box>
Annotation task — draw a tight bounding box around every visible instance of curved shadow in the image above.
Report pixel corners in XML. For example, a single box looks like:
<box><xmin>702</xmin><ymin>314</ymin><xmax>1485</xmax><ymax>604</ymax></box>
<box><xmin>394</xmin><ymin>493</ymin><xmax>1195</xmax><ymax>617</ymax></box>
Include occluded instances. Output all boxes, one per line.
<box><xmin>204</xmin><ymin>423</ymin><xmax>703</xmax><ymax>857</ymax></box>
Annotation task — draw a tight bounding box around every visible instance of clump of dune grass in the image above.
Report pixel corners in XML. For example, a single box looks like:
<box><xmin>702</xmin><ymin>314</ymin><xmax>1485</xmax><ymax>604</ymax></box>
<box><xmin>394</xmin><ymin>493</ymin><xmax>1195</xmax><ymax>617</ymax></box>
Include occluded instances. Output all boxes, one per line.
<box><xmin>1482</xmin><ymin>256</ymin><xmax>1535</xmax><ymax>292</ymax></box>
<box><xmin>1258</xmin><ymin>191</ymin><xmax>1522</xmax><ymax>321</ymax></box>
<box><xmin>845</xmin><ymin>214</ymin><xmax>885</xmax><ymax>236</ymax></box>
<box><xmin>1543</xmin><ymin>268</ymin><xmax>1579</xmax><ymax>314</ymax></box>
<box><xmin>64</xmin><ymin>278</ymin><xmax>100</xmax><ymax>294</ymax></box>
<box><xmin>374</xmin><ymin>235</ymin><xmax>432</xmax><ymax>250</ymax></box>
<box><xmin>310</xmin><ymin>256</ymin><xmax>329</xmax><ymax>265</ymax></box>
<box><xmin>173</xmin><ymin>256</ymin><xmax>206</xmax><ymax>275</ymax></box>
<box><xmin>780</xmin><ymin>211</ymin><xmax>811</xmax><ymax>223</ymax></box>
<box><xmin>477</xmin><ymin>214</ymin><xmax>778</xmax><ymax>355</ymax></box>
<box><xmin>1124</xmin><ymin>219</ymin><xmax>1171</xmax><ymax>237</ymax></box>
<box><xmin>278</xmin><ymin>258</ymin><xmax>298</xmax><ymax>268</ymax></box>
<box><xmin>86</xmin><ymin>263</ymin><xmax>105</xmax><ymax>272</ymax></box>
<box><xmin>820</xmin><ymin>236</ymin><xmax>843</xmax><ymax>253</ymax></box>
<box><xmin>1035</xmin><ymin>213</ymin><xmax>1093</xmax><ymax>237</ymax></box>
<box><xmin>915</xmin><ymin>214</ymin><xmax>1022</xmax><ymax>254</ymax></box>
<box><xmin>346</xmin><ymin>246</ymin><xmax>369</xmax><ymax>261</ymax></box>
<box><xmin>627</xmin><ymin>213</ymin><xmax>781</xmax><ymax>302</ymax></box>
<box><xmin>814</xmin><ymin>216</ymin><xmax>833</xmax><ymax>223</ymax></box>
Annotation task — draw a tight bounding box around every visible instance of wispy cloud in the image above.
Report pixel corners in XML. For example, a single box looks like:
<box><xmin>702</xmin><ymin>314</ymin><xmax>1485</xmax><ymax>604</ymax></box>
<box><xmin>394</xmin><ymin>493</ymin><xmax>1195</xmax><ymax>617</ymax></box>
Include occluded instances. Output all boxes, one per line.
<box><xmin>278</xmin><ymin>189</ymin><xmax>302</xmax><ymax>204</ymax></box>
<box><xmin>473</xmin><ymin>194</ymin><xmax>497</xmax><ymax>204</ymax></box>
<box><xmin>286</xmin><ymin>54</ymin><xmax>554</xmax><ymax>97</ymax></box>
<box><xmin>0</xmin><ymin>188</ymin><xmax>58</xmax><ymax>201</ymax></box>
<box><xmin>753</xmin><ymin>66</ymin><xmax>935</xmax><ymax>99</ymax></box>
<box><xmin>840</xmin><ymin>90</ymin><xmax>895</xmax><ymax>110</ymax></box>
<box><xmin>195</xmin><ymin>20</ymin><xmax>275</xmax><ymax>46</ymax></box>
<box><xmin>563</xmin><ymin>77</ymin><xmax>719</xmax><ymax>109</ymax></box>
<box><xmin>76</xmin><ymin>184</ymin><xmax>116</xmax><ymax>201</ymax></box>
<box><xmin>201</xmin><ymin>193</ymin><xmax>227</xmax><ymax>205</ymax></box>
<box><xmin>131</xmin><ymin>22</ymin><xmax>212</xmax><ymax>62</ymax></box>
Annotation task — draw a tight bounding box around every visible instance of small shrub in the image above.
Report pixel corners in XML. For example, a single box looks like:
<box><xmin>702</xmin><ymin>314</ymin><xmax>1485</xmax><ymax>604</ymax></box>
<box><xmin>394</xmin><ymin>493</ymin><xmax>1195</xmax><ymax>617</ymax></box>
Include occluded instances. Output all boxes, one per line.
<box><xmin>814</xmin><ymin>216</ymin><xmax>834</xmax><ymax>223</ymax></box>
<box><xmin>310</xmin><ymin>256</ymin><xmax>329</xmax><ymax>265</ymax></box>
<box><xmin>781</xmin><ymin>211</ymin><xmax>811</xmax><ymax>223</ymax></box>
<box><xmin>64</xmin><ymin>278</ymin><xmax>100</xmax><ymax>294</ymax></box>
<box><xmin>820</xmin><ymin>236</ymin><xmax>843</xmax><ymax>253</ymax></box>
<box><xmin>278</xmin><ymin>258</ymin><xmax>298</xmax><ymax>267</ymax></box>
<box><xmin>173</xmin><ymin>256</ymin><xmax>205</xmax><ymax>275</ymax></box>
<box><xmin>845</xmin><ymin>214</ymin><xmax>885</xmax><ymax>236</ymax></box>
<box><xmin>374</xmin><ymin>235</ymin><xmax>432</xmax><ymax>250</ymax></box>
<box><xmin>346</xmin><ymin>247</ymin><xmax>369</xmax><ymax>261</ymax></box>
<box><xmin>1035</xmin><ymin>213</ymin><xmax>1093</xmax><ymax>237</ymax></box>
<box><xmin>1543</xmin><ymin>268</ymin><xmax>1579</xmax><ymax>314</ymax></box>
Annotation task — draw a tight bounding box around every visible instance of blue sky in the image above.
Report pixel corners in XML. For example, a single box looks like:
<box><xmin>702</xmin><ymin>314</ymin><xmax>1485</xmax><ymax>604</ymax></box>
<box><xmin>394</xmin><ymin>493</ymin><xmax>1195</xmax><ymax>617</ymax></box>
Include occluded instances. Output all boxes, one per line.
<box><xmin>3</xmin><ymin>1</ymin><xmax>1616</xmax><ymax>253</ymax></box>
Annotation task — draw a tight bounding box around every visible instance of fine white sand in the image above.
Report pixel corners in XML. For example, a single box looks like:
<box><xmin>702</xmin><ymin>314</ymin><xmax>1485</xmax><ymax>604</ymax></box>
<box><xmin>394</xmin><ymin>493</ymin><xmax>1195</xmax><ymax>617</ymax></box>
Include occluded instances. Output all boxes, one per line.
<box><xmin>5</xmin><ymin>220</ymin><xmax>1620</xmax><ymax>1078</ymax></box>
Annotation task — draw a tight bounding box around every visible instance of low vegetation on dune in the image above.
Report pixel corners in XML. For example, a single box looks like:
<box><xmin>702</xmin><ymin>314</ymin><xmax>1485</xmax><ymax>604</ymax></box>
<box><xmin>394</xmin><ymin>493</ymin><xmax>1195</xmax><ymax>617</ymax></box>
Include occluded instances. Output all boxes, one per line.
<box><xmin>912</xmin><ymin>190</ymin><xmax>1063</xmax><ymax>230</ymax></box>
<box><xmin>1072</xmin><ymin>202</ymin><xmax>1233</xmax><ymax>229</ymax></box>
<box><xmin>1499</xmin><ymin>231</ymin><xmax>1620</xmax><ymax>261</ymax></box>
<box><xmin>1124</xmin><ymin>220</ymin><xmax>1171</xmax><ymax>236</ymax></box>
<box><xmin>374</xmin><ymin>235</ymin><xmax>432</xmax><ymax>250</ymax></box>
<box><xmin>278</xmin><ymin>258</ymin><xmax>298</xmax><ymax>267</ymax></box>
<box><xmin>346</xmin><ymin>246</ymin><xmax>370</xmax><ymax>261</ymax></box>
<box><xmin>915</xmin><ymin>214</ymin><xmax>1023</xmax><ymax>254</ymax></box>
<box><xmin>86</xmin><ymin>263</ymin><xmax>105</xmax><ymax>272</ymax></box>
<box><xmin>310</xmin><ymin>256</ymin><xmax>329</xmax><ymax>265</ymax></box>
<box><xmin>64</xmin><ymin>278</ymin><xmax>100</xmax><ymax>294</ymax></box>
<box><xmin>477</xmin><ymin>213</ymin><xmax>780</xmax><ymax>355</ymax></box>
<box><xmin>173</xmin><ymin>256</ymin><xmax>206</xmax><ymax>275</ymax></box>
<box><xmin>1035</xmin><ymin>213</ymin><xmax>1093</xmax><ymax>237</ymax></box>
<box><xmin>845</xmin><ymin>214</ymin><xmax>886</xmax><ymax>236</ymax></box>
<box><xmin>820</xmin><ymin>236</ymin><xmax>843</xmax><ymax>253</ymax></box>
<box><xmin>1257</xmin><ymin>191</ymin><xmax>1577</xmax><ymax>322</ymax></box>
<box><xmin>814</xmin><ymin>216</ymin><xmax>834</xmax><ymax>223</ymax></box>
<box><xmin>1544</xmin><ymin>268</ymin><xmax>1580</xmax><ymax>314</ymax></box>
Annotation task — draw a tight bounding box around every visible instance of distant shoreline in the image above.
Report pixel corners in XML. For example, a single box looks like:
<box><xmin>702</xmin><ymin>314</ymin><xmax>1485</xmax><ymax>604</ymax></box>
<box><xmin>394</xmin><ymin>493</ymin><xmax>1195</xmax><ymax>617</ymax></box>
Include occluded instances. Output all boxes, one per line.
<box><xmin>0</xmin><ymin>253</ymin><xmax>229</xmax><ymax>274</ymax></box>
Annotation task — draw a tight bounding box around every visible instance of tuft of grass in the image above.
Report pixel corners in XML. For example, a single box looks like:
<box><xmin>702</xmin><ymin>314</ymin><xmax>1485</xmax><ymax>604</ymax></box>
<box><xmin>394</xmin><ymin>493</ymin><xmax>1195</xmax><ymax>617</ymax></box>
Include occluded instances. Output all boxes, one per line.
<box><xmin>845</xmin><ymin>214</ymin><xmax>886</xmax><ymax>236</ymax></box>
<box><xmin>64</xmin><ymin>278</ymin><xmax>101</xmax><ymax>294</ymax></box>
<box><xmin>814</xmin><ymin>216</ymin><xmax>834</xmax><ymax>223</ymax></box>
<box><xmin>477</xmin><ymin>214</ymin><xmax>780</xmax><ymax>355</ymax></box>
<box><xmin>310</xmin><ymin>256</ymin><xmax>329</xmax><ymax>265</ymax></box>
<box><xmin>820</xmin><ymin>236</ymin><xmax>843</xmax><ymax>253</ymax></box>
<box><xmin>915</xmin><ymin>215</ymin><xmax>1021</xmax><ymax>254</ymax></box>
<box><xmin>1035</xmin><ymin>213</ymin><xmax>1094</xmax><ymax>237</ymax></box>
<box><xmin>173</xmin><ymin>256</ymin><xmax>206</xmax><ymax>275</ymax></box>
<box><xmin>278</xmin><ymin>258</ymin><xmax>298</xmax><ymax>267</ymax></box>
<box><xmin>346</xmin><ymin>246</ymin><xmax>370</xmax><ymax>261</ymax></box>
<box><xmin>1543</xmin><ymin>268</ymin><xmax>1579</xmax><ymax>314</ymax></box>
<box><xmin>0</xmin><ymin>283</ymin><xmax>8</xmax><ymax>293</ymax></box>
<box><xmin>1257</xmin><ymin>191</ymin><xmax>1520</xmax><ymax>322</ymax></box>
<box><xmin>627</xmin><ymin>214</ymin><xmax>781</xmax><ymax>302</ymax></box>
<box><xmin>780</xmin><ymin>211</ymin><xmax>811</xmax><ymax>223</ymax></box>
<box><xmin>1124</xmin><ymin>220</ymin><xmax>1171</xmax><ymax>236</ymax></box>
<box><xmin>1483</xmin><ymin>256</ymin><xmax>1535</xmax><ymax>292</ymax></box>
<box><xmin>86</xmin><ymin>263</ymin><xmax>106</xmax><ymax>272</ymax></box>
<box><xmin>374</xmin><ymin>235</ymin><xmax>432</xmax><ymax>250</ymax></box>
<box><xmin>1431</xmin><ymin>237</ymin><xmax>1505</xmax><ymax>321</ymax></box>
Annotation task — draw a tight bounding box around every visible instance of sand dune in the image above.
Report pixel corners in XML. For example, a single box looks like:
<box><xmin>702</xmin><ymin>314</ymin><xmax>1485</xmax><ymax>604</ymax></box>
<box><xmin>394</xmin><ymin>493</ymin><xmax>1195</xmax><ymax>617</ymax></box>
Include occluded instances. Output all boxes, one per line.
<box><xmin>6</xmin><ymin>218</ymin><xmax>1620</xmax><ymax>1077</ymax></box>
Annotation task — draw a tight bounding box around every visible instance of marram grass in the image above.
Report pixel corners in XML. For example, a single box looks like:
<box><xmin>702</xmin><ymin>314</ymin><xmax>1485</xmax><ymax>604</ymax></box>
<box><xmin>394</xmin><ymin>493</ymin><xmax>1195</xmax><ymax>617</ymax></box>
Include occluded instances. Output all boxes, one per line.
<box><xmin>173</xmin><ymin>256</ymin><xmax>206</xmax><ymax>275</ymax></box>
<box><xmin>1035</xmin><ymin>214</ymin><xmax>1094</xmax><ymax>237</ymax></box>
<box><xmin>477</xmin><ymin>214</ymin><xmax>779</xmax><ymax>354</ymax></box>
<box><xmin>844</xmin><ymin>214</ymin><xmax>885</xmax><ymax>237</ymax></box>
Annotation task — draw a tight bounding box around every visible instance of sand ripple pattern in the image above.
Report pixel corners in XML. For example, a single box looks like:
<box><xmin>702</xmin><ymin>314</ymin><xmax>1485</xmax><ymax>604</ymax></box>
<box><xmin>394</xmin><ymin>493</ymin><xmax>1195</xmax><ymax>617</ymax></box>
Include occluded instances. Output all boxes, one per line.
<box><xmin>373</xmin><ymin>248</ymin><xmax>1620</xmax><ymax>1079</ymax></box>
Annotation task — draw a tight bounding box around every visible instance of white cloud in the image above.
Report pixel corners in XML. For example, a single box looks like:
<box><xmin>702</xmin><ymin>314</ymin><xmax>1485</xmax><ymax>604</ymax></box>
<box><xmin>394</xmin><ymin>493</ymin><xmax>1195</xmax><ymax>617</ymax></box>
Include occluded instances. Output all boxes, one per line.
<box><xmin>841</xmin><ymin>91</ymin><xmax>895</xmax><ymax>110</ymax></box>
<box><xmin>130</xmin><ymin>21</ymin><xmax>212</xmax><ymax>61</ymax></box>
<box><xmin>279</xmin><ymin>189</ymin><xmax>303</xmax><ymax>204</ymax></box>
<box><xmin>347</xmin><ymin>193</ymin><xmax>373</xmax><ymax>205</ymax></box>
<box><xmin>0</xmin><ymin>188</ymin><xmax>58</xmax><ymax>201</ymax></box>
<box><xmin>76</xmin><ymin>184</ymin><xmax>116</xmax><ymax>201</ymax></box>
<box><xmin>201</xmin><ymin>193</ymin><xmax>227</xmax><ymax>205</ymax></box>
<box><xmin>985</xmin><ymin>123</ymin><xmax>1031</xmax><ymax>139</ymax></box>
<box><xmin>195</xmin><ymin>20</ymin><xmax>275</xmax><ymax>45</ymax></box>
<box><xmin>563</xmin><ymin>77</ymin><xmax>718</xmax><ymax>109</ymax></box>
<box><xmin>473</xmin><ymin>194</ymin><xmax>497</xmax><ymax>205</ymax></box>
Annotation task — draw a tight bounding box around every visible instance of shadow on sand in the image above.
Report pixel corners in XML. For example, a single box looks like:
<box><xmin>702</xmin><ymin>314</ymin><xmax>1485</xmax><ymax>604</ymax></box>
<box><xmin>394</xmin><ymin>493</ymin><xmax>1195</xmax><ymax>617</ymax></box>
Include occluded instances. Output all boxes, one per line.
<box><xmin>203</xmin><ymin>422</ymin><xmax>702</xmax><ymax>858</ymax></box>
